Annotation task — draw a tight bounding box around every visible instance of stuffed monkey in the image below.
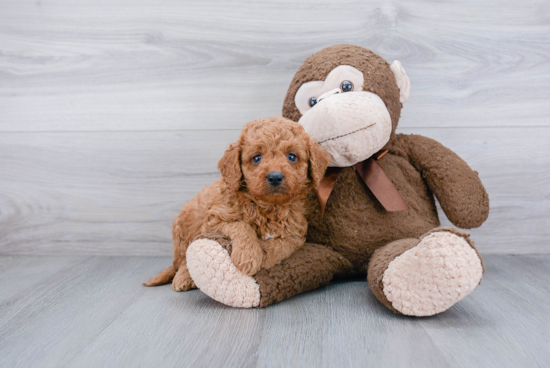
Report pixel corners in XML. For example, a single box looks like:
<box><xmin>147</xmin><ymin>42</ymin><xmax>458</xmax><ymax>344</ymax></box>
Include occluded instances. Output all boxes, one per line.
<box><xmin>186</xmin><ymin>44</ymin><xmax>489</xmax><ymax>316</ymax></box>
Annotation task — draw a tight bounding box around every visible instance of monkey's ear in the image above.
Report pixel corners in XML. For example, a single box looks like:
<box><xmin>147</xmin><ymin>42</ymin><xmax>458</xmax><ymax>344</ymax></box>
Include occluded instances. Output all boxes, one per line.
<box><xmin>307</xmin><ymin>136</ymin><xmax>332</xmax><ymax>190</ymax></box>
<box><xmin>391</xmin><ymin>60</ymin><xmax>410</xmax><ymax>104</ymax></box>
<box><xmin>218</xmin><ymin>142</ymin><xmax>242</xmax><ymax>192</ymax></box>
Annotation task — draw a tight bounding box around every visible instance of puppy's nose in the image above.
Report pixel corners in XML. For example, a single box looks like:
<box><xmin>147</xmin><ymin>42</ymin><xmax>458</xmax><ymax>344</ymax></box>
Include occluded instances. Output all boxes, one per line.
<box><xmin>267</xmin><ymin>172</ymin><xmax>284</xmax><ymax>187</ymax></box>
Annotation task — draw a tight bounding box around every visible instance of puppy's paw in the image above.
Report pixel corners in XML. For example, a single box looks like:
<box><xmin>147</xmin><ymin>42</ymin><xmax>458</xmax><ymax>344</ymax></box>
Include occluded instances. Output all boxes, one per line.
<box><xmin>231</xmin><ymin>243</ymin><xmax>264</xmax><ymax>276</ymax></box>
<box><xmin>172</xmin><ymin>274</ymin><xmax>196</xmax><ymax>292</ymax></box>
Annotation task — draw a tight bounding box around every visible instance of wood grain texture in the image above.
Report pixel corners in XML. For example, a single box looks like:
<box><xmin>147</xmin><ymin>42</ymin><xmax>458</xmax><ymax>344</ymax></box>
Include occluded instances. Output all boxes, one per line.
<box><xmin>1</xmin><ymin>0</ymin><xmax>549</xmax><ymax>132</ymax></box>
<box><xmin>0</xmin><ymin>255</ymin><xmax>548</xmax><ymax>367</ymax></box>
<box><xmin>1</xmin><ymin>0</ymin><xmax>549</xmax><ymax>255</ymax></box>
<box><xmin>1</xmin><ymin>127</ymin><xmax>548</xmax><ymax>255</ymax></box>
<box><xmin>419</xmin><ymin>255</ymin><xmax>550</xmax><ymax>368</ymax></box>
<box><xmin>0</xmin><ymin>255</ymin><xmax>84</xmax><ymax>306</ymax></box>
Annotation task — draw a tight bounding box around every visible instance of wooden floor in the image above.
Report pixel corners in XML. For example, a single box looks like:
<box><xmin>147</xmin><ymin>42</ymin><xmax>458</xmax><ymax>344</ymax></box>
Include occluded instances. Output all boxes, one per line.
<box><xmin>0</xmin><ymin>254</ymin><xmax>548</xmax><ymax>368</ymax></box>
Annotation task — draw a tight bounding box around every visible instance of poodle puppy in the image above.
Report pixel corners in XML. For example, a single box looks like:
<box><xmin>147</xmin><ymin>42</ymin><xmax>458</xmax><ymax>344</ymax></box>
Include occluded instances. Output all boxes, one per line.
<box><xmin>144</xmin><ymin>117</ymin><xmax>331</xmax><ymax>291</ymax></box>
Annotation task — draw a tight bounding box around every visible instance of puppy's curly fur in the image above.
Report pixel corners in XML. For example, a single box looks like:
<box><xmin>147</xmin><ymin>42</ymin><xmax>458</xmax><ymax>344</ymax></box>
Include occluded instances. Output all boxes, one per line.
<box><xmin>144</xmin><ymin>117</ymin><xmax>331</xmax><ymax>291</ymax></box>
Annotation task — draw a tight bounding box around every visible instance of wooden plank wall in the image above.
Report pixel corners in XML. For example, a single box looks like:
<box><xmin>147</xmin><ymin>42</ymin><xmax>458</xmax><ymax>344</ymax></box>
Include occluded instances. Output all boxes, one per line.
<box><xmin>1</xmin><ymin>0</ymin><xmax>549</xmax><ymax>255</ymax></box>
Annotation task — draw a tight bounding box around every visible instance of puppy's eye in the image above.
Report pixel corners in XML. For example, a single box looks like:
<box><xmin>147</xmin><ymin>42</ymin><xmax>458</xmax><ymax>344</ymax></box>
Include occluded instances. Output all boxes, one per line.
<box><xmin>287</xmin><ymin>153</ymin><xmax>298</xmax><ymax>163</ymax></box>
<box><xmin>309</xmin><ymin>97</ymin><xmax>317</xmax><ymax>107</ymax></box>
<box><xmin>252</xmin><ymin>155</ymin><xmax>262</xmax><ymax>164</ymax></box>
<box><xmin>340</xmin><ymin>80</ymin><xmax>354</xmax><ymax>92</ymax></box>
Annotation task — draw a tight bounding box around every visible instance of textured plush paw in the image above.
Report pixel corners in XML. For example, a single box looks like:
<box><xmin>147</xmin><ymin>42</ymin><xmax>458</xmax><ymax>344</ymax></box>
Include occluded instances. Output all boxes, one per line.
<box><xmin>230</xmin><ymin>243</ymin><xmax>264</xmax><ymax>276</ymax></box>
<box><xmin>186</xmin><ymin>238</ymin><xmax>261</xmax><ymax>308</ymax></box>
<box><xmin>382</xmin><ymin>231</ymin><xmax>483</xmax><ymax>316</ymax></box>
<box><xmin>172</xmin><ymin>274</ymin><xmax>196</xmax><ymax>292</ymax></box>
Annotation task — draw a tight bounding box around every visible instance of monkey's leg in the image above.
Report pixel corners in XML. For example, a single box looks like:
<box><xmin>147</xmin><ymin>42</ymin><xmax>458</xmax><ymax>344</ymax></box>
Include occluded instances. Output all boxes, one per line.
<box><xmin>367</xmin><ymin>227</ymin><xmax>484</xmax><ymax>316</ymax></box>
<box><xmin>187</xmin><ymin>234</ymin><xmax>353</xmax><ymax>308</ymax></box>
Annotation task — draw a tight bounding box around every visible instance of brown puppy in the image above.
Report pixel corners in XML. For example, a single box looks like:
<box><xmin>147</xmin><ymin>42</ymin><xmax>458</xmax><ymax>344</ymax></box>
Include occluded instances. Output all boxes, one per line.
<box><xmin>144</xmin><ymin>117</ymin><xmax>331</xmax><ymax>291</ymax></box>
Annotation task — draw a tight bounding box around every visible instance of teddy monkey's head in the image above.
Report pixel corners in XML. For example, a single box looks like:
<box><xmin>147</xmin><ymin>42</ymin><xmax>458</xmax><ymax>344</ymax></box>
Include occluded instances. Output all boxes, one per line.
<box><xmin>282</xmin><ymin>44</ymin><xmax>410</xmax><ymax>167</ymax></box>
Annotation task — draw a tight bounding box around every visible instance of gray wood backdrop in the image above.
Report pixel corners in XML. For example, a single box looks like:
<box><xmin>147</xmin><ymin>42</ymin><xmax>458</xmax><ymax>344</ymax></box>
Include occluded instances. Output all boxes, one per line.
<box><xmin>1</xmin><ymin>0</ymin><xmax>549</xmax><ymax>256</ymax></box>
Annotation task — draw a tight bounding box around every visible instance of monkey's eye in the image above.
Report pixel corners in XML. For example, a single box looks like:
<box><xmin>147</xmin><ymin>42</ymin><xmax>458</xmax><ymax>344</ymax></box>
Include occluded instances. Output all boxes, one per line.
<box><xmin>287</xmin><ymin>153</ymin><xmax>298</xmax><ymax>163</ymax></box>
<box><xmin>309</xmin><ymin>97</ymin><xmax>318</xmax><ymax>107</ymax></box>
<box><xmin>340</xmin><ymin>80</ymin><xmax>354</xmax><ymax>92</ymax></box>
<box><xmin>252</xmin><ymin>155</ymin><xmax>262</xmax><ymax>164</ymax></box>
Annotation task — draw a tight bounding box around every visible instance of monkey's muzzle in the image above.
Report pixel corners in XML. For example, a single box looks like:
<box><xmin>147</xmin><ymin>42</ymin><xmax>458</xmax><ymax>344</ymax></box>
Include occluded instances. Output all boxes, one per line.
<box><xmin>298</xmin><ymin>91</ymin><xmax>392</xmax><ymax>167</ymax></box>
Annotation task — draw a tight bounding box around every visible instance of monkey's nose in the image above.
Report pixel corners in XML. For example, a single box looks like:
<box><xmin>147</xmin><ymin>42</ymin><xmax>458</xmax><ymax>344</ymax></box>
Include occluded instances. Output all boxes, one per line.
<box><xmin>267</xmin><ymin>172</ymin><xmax>284</xmax><ymax>187</ymax></box>
<box><xmin>317</xmin><ymin>88</ymin><xmax>341</xmax><ymax>103</ymax></box>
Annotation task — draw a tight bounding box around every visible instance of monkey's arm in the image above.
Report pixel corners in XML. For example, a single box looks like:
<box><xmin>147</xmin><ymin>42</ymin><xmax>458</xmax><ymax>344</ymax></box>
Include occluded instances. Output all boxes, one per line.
<box><xmin>391</xmin><ymin>133</ymin><xmax>489</xmax><ymax>229</ymax></box>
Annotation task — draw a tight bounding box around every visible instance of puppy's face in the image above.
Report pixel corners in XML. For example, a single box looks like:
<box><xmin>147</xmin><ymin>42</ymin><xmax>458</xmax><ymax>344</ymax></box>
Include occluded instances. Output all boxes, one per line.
<box><xmin>240</xmin><ymin>129</ymin><xmax>309</xmax><ymax>203</ymax></box>
<box><xmin>219</xmin><ymin>117</ymin><xmax>331</xmax><ymax>203</ymax></box>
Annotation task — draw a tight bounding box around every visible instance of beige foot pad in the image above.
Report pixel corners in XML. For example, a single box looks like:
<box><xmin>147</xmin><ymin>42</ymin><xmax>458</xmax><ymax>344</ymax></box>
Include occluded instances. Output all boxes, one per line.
<box><xmin>382</xmin><ymin>231</ymin><xmax>483</xmax><ymax>316</ymax></box>
<box><xmin>187</xmin><ymin>239</ymin><xmax>260</xmax><ymax>308</ymax></box>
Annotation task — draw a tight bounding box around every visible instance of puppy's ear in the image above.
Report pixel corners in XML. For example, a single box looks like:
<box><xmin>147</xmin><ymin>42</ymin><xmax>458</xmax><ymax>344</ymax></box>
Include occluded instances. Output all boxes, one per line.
<box><xmin>307</xmin><ymin>136</ymin><xmax>331</xmax><ymax>190</ymax></box>
<box><xmin>218</xmin><ymin>142</ymin><xmax>242</xmax><ymax>192</ymax></box>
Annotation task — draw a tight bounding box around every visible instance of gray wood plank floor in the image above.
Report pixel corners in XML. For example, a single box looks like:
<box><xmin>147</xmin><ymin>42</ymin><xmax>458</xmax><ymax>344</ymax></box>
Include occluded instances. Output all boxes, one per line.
<box><xmin>0</xmin><ymin>254</ymin><xmax>548</xmax><ymax>368</ymax></box>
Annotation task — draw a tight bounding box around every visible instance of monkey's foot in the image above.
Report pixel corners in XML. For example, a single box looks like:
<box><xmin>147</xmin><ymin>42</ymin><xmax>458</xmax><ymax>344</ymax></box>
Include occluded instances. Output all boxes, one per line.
<box><xmin>187</xmin><ymin>236</ymin><xmax>260</xmax><ymax>308</ymax></box>
<box><xmin>370</xmin><ymin>228</ymin><xmax>484</xmax><ymax>316</ymax></box>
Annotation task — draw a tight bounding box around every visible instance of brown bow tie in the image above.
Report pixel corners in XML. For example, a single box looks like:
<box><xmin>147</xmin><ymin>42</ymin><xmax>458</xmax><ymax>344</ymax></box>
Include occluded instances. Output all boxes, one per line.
<box><xmin>316</xmin><ymin>150</ymin><xmax>409</xmax><ymax>216</ymax></box>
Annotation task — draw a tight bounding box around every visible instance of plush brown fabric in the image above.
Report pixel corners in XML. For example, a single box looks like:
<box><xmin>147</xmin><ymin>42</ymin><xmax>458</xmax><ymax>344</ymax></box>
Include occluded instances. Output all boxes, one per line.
<box><xmin>389</xmin><ymin>134</ymin><xmax>490</xmax><ymax>228</ymax></box>
<box><xmin>261</xmin><ymin>45</ymin><xmax>489</xmax><ymax>312</ymax></box>
<box><xmin>282</xmin><ymin>44</ymin><xmax>403</xmax><ymax>143</ymax></box>
<box><xmin>302</xmin><ymin>134</ymin><xmax>488</xmax><ymax>274</ymax></box>
<box><xmin>367</xmin><ymin>227</ymin><xmax>485</xmax><ymax>314</ymax></box>
<box><xmin>367</xmin><ymin>238</ymin><xmax>420</xmax><ymax>313</ymax></box>
<box><xmin>191</xmin><ymin>45</ymin><xmax>489</xmax><ymax>313</ymax></box>
<box><xmin>254</xmin><ymin>243</ymin><xmax>354</xmax><ymax>307</ymax></box>
<box><xmin>194</xmin><ymin>233</ymin><xmax>233</xmax><ymax>254</ymax></box>
<box><xmin>306</xmin><ymin>153</ymin><xmax>441</xmax><ymax>272</ymax></box>
<box><xmin>420</xmin><ymin>227</ymin><xmax>486</xmax><ymax>273</ymax></box>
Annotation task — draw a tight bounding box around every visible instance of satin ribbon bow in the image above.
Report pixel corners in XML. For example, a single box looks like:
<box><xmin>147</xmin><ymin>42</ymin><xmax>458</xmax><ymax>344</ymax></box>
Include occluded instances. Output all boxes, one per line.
<box><xmin>316</xmin><ymin>150</ymin><xmax>409</xmax><ymax>216</ymax></box>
